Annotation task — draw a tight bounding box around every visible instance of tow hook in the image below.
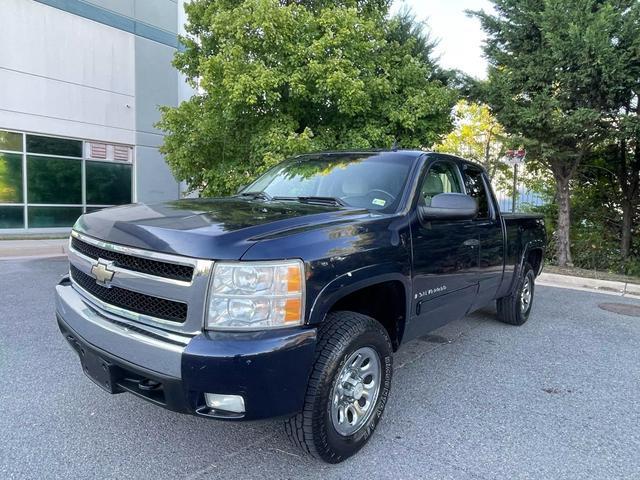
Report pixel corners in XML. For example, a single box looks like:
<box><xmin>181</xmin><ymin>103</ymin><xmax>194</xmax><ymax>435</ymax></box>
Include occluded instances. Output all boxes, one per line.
<box><xmin>138</xmin><ymin>379</ymin><xmax>161</xmax><ymax>391</ymax></box>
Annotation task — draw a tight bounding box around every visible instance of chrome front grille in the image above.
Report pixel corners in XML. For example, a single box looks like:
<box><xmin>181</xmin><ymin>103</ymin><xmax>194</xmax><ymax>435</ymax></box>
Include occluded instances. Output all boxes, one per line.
<box><xmin>71</xmin><ymin>237</ymin><xmax>194</xmax><ymax>281</ymax></box>
<box><xmin>70</xmin><ymin>265</ymin><xmax>188</xmax><ymax>322</ymax></box>
<box><xmin>68</xmin><ymin>231</ymin><xmax>214</xmax><ymax>335</ymax></box>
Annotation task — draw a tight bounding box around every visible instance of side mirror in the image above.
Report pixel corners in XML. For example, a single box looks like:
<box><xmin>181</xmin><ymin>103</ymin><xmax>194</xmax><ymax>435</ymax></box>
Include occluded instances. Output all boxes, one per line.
<box><xmin>418</xmin><ymin>193</ymin><xmax>478</xmax><ymax>221</ymax></box>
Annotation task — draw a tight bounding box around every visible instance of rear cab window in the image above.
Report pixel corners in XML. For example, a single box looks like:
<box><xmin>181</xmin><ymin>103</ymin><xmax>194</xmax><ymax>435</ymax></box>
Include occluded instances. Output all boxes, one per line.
<box><xmin>462</xmin><ymin>164</ymin><xmax>491</xmax><ymax>219</ymax></box>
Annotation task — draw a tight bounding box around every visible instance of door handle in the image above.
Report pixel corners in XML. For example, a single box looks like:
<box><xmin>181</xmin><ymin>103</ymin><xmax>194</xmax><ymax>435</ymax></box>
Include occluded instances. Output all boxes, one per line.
<box><xmin>463</xmin><ymin>239</ymin><xmax>480</xmax><ymax>247</ymax></box>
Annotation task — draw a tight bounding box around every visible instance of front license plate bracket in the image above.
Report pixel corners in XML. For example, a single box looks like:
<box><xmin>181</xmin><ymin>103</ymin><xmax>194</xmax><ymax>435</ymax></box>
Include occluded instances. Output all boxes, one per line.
<box><xmin>80</xmin><ymin>350</ymin><xmax>120</xmax><ymax>394</ymax></box>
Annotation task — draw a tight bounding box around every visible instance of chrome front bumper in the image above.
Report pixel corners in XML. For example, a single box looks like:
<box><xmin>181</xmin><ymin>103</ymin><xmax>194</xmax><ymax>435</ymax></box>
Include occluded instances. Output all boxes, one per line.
<box><xmin>56</xmin><ymin>277</ymin><xmax>319</xmax><ymax>420</ymax></box>
<box><xmin>55</xmin><ymin>281</ymin><xmax>187</xmax><ymax>378</ymax></box>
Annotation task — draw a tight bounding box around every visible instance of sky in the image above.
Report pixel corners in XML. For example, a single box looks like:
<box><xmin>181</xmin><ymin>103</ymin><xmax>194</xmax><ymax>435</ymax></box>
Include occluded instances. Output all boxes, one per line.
<box><xmin>390</xmin><ymin>0</ymin><xmax>493</xmax><ymax>79</ymax></box>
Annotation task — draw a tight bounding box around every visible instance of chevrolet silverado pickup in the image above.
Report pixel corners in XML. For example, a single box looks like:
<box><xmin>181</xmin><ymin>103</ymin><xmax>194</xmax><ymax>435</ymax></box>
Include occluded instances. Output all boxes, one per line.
<box><xmin>56</xmin><ymin>150</ymin><xmax>545</xmax><ymax>463</ymax></box>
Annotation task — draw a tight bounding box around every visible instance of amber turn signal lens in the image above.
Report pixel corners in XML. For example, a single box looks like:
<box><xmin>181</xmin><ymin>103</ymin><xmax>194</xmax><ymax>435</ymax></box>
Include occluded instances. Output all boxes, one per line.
<box><xmin>284</xmin><ymin>298</ymin><xmax>302</xmax><ymax>323</ymax></box>
<box><xmin>287</xmin><ymin>265</ymin><xmax>302</xmax><ymax>293</ymax></box>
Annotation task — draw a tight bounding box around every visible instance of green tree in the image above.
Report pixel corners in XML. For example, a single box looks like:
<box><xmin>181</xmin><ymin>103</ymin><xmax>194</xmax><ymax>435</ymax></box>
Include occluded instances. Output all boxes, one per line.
<box><xmin>434</xmin><ymin>100</ymin><xmax>507</xmax><ymax>177</ymax></box>
<box><xmin>156</xmin><ymin>0</ymin><xmax>456</xmax><ymax>196</ymax></box>
<box><xmin>472</xmin><ymin>0</ymin><xmax>638</xmax><ymax>267</ymax></box>
<box><xmin>574</xmin><ymin>147</ymin><xmax>639</xmax><ymax>273</ymax></box>
<box><xmin>434</xmin><ymin>100</ymin><xmax>524</xmax><ymax>203</ymax></box>
<box><xmin>615</xmin><ymin>117</ymin><xmax>640</xmax><ymax>260</ymax></box>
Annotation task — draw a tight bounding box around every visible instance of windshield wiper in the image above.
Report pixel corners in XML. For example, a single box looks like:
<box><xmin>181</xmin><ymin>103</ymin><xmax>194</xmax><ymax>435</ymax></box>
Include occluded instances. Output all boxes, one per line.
<box><xmin>273</xmin><ymin>196</ymin><xmax>346</xmax><ymax>206</ymax></box>
<box><xmin>238</xmin><ymin>191</ymin><xmax>272</xmax><ymax>201</ymax></box>
<box><xmin>241</xmin><ymin>192</ymin><xmax>345</xmax><ymax>206</ymax></box>
<box><xmin>298</xmin><ymin>196</ymin><xmax>346</xmax><ymax>206</ymax></box>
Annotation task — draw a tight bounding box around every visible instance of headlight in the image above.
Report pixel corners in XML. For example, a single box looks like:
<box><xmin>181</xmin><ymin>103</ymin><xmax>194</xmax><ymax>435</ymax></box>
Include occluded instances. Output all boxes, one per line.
<box><xmin>205</xmin><ymin>260</ymin><xmax>305</xmax><ymax>330</ymax></box>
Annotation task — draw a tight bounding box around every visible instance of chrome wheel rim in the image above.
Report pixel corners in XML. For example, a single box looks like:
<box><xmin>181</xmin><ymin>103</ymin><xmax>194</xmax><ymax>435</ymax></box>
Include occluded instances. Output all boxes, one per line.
<box><xmin>521</xmin><ymin>276</ymin><xmax>532</xmax><ymax>313</ymax></box>
<box><xmin>330</xmin><ymin>346</ymin><xmax>382</xmax><ymax>437</ymax></box>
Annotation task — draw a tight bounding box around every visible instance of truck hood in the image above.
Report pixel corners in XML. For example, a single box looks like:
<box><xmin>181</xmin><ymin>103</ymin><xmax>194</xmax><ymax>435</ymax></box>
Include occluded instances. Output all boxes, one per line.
<box><xmin>73</xmin><ymin>197</ymin><xmax>371</xmax><ymax>259</ymax></box>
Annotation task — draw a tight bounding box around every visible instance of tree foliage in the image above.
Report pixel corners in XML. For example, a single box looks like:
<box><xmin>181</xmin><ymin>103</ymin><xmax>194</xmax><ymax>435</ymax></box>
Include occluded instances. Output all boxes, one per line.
<box><xmin>535</xmin><ymin>147</ymin><xmax>640</xmax><ymax>276</ymax></box>
<box><xmin>157</xmin><ymin>0</ymin><xmax>456</xmax><ymax>195</ymax></box>
<box><xmin>472</xmin><ymin>0</ymin><xmax>640</xmax><ymax>267</ymax></box>
<box><xmin>434</xmin><ymin>100</ymin><xmax>506</xmax><ymax>175</ymax></box>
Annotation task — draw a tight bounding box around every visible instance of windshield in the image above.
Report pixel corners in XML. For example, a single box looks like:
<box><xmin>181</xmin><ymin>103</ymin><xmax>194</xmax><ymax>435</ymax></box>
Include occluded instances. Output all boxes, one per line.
<box><xmin>241</xmin><ymin>153</ymin><xmax>415</xmax><ymax>212</ymax></box>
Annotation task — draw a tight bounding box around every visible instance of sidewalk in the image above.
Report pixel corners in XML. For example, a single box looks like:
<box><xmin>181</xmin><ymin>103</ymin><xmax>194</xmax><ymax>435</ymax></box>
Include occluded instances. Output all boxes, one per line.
<box><xmin>0</xmin><ymin>238</ymin><xmax>68</xmax><ymax>260</ymax></box>
<box><xmin>538</xmin><ymin>272</ymin><xmax>640</xmax><ymax>298</ymax></box>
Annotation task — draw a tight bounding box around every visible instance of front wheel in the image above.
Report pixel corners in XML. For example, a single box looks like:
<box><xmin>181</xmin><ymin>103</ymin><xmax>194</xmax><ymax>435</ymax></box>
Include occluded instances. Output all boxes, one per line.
<box><xmin>496</xmin><ymin>262</ymin><xmax>536</xmax><ymax>326</ymax></box>
<box><xmin>284</xmin><ymin>311</ymin><xmax>393</xmax><ymax>463</ymax></box>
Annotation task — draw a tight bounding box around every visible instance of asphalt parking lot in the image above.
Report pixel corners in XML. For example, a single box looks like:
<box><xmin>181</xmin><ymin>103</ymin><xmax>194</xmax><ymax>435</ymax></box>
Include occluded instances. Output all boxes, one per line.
<box><xmin>1</xmin><ymin>257</ymin><xmax>639</xmax><ymax>479</ymax></box>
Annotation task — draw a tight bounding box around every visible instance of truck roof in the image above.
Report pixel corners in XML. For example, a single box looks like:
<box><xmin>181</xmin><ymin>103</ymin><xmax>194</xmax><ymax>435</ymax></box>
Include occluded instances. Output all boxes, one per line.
<box><xmin>293</xmin><ymin>149</ymin><xmax>428</xmax><ymax>158</ymax></box>
<box><xmin>292</xmin><ymin>150</ymin><xmax>485</xmax><ymax>171</ymax></box>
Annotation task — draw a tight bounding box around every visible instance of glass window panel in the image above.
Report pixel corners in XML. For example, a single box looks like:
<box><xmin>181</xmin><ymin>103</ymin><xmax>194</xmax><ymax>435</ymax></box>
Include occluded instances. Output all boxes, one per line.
<box><xmin>0</xmin><ymin>153</ymin><xmax>23</xmax><ymax>203</ymax></box>
<box><xmin>26</xmin><ymin>134</ymin><xmax>82</xmax><ymax>157</ymax></box>
<box><xmin>0</xmin><ymin>130</ymin><xmax>23</xmax><ymax>152</ymax></box>
<box><xmin>28</xmin><ymin>206</ymin><xmax>82</xmax><ymax>228</ymax></box>
<box><xmin>463</xmin><ymin>166</ymin><xmax>490</xmax><ymax>219</ymax></box>
<box><xmin>86</xmin><ymin>161</ymin><xmax>132</xmax><ymax>205</ymax></box>
<box><xmin>0</xmin><ymin>206</ymin><xmax>24</xmax><ymax>228</ymax></box>
<box><xmin>420</xmin><ymin>162</ymin><xmax>462</xmax><ymax>206</ymax></box>
<box><xmin>27</xmin><ymin>156</ymin><xmax>82</xmax><ymax>204</ymax></box>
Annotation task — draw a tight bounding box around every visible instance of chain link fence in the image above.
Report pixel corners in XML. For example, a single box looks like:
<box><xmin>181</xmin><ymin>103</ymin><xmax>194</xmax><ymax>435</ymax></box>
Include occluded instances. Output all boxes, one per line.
<box><xmin>494</xmin><ymin>187</ymin><xmax>547</xmax><ymax>213</ymax></box>
<box><xmin>491</xmin><ymin>162</ymin><xmax>548</xmax><ymax>213</ymax></box>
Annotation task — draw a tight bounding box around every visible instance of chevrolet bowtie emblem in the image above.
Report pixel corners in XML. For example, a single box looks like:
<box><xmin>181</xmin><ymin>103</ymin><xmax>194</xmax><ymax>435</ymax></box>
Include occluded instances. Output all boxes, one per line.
<box><xmin>91</xmin><ymin>259</ymin><xmax>115</xmax><ymax>287</ymax></box>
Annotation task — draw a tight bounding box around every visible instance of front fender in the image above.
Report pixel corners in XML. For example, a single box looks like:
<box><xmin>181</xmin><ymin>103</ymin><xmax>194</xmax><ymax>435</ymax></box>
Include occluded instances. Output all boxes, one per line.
<box><xmin>240</xmin><ymin>213</ymin><xmax>413</xmax><ymax>328</ymax></box>
<box><xmin>307</xmin><ymin>265</ymin><xmax>412</xmax><ymax>326</ymax></box>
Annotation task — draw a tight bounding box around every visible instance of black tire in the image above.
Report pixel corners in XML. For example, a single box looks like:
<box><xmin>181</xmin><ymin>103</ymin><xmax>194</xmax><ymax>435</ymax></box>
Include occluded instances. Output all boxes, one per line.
<box><xmin>497</xmin><ymin>262</ymin><xmax>536</xmax><ymax>326</ymax></box>
<box><xmin>284</xmin><ymin>311</ymin><xmax>393</xmax><ymax>463</ymax></box>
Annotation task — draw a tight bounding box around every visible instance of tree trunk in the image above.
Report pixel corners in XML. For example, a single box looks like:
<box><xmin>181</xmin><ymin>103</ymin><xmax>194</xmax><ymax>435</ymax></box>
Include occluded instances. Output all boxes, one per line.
<box><xmin>554</xmin><ymin>173</ymin><xmax>573</xmax><ymax>267</ymax></box>
<box><xmin>617</xmin><ymin>138</ymin><xmax>639</xmax><ymax>260</ymax></box>
<box><xmin>621</xmin><ymin>198</ymin><xmax>633</xmax><ymax>259</ymax></box>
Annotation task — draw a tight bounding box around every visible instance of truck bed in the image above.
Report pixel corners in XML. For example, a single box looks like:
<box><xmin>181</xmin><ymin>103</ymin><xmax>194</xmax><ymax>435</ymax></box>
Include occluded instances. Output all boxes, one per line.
<box><xmin>501</xmin><ymin>212</ymin><xmax>544</xmax><ymax>221</ymax></box>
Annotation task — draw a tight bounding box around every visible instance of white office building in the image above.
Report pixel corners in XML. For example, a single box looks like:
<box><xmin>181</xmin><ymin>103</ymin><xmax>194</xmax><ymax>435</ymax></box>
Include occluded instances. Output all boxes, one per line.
<box><xmin>0</xmin><ymin>0</ymin><xmax>187</xmax><ymax>233</ymax></box>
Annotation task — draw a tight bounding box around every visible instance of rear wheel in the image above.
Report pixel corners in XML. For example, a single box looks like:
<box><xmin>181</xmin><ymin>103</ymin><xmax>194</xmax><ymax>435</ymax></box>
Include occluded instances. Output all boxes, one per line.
<box><xmin>284</xmin><ymin>311</ymin><xmax>393</xmax><ymax>463</ymax></box>
<box><xmin>497</xmin><ymin>262</ymin><xmax>536</xmax><ymax>326</ymax></box>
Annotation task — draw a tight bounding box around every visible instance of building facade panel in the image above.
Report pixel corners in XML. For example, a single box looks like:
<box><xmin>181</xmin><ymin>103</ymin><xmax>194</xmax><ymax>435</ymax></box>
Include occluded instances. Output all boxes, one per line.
<box><xmin>0</xmin><ymin>111</ymin><xmax>135</xmax><ymax>148</ymax></box>
<box><xmin>33</xmin><ymin>0</ymin><xmax>178</xmax><ymax>48</ymax></box>
<box><xmin>134</xmin><ymin>145</ymin><xmax>180</xmax><ymax>203</ymax></box>
<box><xmin>82</xmin><ymin>0</ymin><xmax>135</xmax><ymax>18</ymax></box>
<box><xmin>134</xmin><ymin>36</ymin><xmax>178</xmax><ymax>139</ymax></box>
<box><xmin>134</xmin><ymin>0</ymin><xmax>178</xmax><ymax>34</ymax></box>
<box><xmin>0</xmin><ymin>68</ymin><xmax>136</xmax><ymax>138</ymax></box>
<box><xmin>1</xmin><ymin>0</ymin><xmax>136</xmax><ymax>96</ymax></box>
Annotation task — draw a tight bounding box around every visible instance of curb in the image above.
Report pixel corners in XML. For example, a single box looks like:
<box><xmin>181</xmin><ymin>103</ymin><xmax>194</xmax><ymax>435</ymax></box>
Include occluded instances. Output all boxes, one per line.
<box><xmin>0</xmin><ymin>253</ymin><xmax>68</xmax><ymax>261</ymax></box>
<box><xmin>538</xmin><ymin>272</ymin><xmax>640</xmax><ymax>298</ymax></box>
<box><xmin>0</xmin><ymin>239</ymin><xmax>68</xmax><ymax>260</ymax></box>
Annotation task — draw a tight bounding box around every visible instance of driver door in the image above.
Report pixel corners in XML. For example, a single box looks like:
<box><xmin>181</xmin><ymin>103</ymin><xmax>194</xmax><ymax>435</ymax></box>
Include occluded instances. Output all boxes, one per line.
<box><xmin>409</xmin><ymin>160</ymin><xmax>480</xmax><ymax>336</ymax></box>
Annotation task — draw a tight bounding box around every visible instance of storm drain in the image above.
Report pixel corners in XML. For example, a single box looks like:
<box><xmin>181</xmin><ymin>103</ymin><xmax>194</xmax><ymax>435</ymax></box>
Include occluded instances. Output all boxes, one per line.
<box><xmin>598</xmin><ymin>303</ymin><xmax>640</xmax><ymax>318</ymax></box>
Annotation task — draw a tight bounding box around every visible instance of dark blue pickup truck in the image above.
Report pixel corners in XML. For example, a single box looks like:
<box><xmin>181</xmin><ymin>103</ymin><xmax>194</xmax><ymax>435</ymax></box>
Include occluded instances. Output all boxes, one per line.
<box><xmin>56</xmin><ymin>150</ymin><xmax>545</xmax><ymax>462</ymax></box>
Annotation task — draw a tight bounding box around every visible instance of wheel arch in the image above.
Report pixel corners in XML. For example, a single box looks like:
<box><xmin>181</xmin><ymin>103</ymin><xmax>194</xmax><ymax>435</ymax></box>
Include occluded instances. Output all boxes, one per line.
<box><xmin>308</xmin><ymin>271</ymin><xmax>411</xmax><ymax>351</ymax></box>
<box><xmin>501</xmin><ymin>240</ymin><xmax>545</xmax><ymax>298</ymax></box>
<box><xmin>525</xmin><ymin>247</ymin><xmax>544</xmax><ymax>276</ymax></box>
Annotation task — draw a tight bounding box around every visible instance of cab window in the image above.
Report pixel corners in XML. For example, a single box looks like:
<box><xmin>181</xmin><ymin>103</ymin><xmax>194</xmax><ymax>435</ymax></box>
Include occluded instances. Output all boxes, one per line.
<box><xmin>463</xmin><ymin>165</ymin><xmax>491</xmax><ymax>219</ymax></box>
<box><xmin>419</xmin><ymin>162</ymin><xmax>462</xmax><ymax>206</ymax></box>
